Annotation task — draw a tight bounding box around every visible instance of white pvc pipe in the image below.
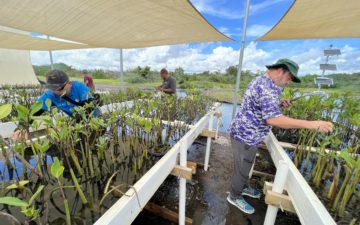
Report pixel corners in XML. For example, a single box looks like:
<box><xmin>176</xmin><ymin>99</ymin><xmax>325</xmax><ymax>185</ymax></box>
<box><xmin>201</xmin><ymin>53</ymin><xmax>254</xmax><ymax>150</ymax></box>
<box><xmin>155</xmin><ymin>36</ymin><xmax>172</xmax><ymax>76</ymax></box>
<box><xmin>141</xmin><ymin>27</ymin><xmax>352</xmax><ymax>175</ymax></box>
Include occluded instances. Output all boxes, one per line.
<box><xmin>179</xmin><ymin>140</ymin><xmax>187</xmax><ymax>225</ymax></box>
<box><xmin>215</xmin><ymin>112</ymin><xmax>220</xmax><ymax>139</ymax></box>
<box><xmin>264</xmin><ymin>160</ymin><xmax>289</xmax><ymax>225</ymax></box>
<box><xmin>204</xmin><ymin>115</ymin><xmax>214</xmax><ymax>171</ymax></box>
<box><xmin>232</xmin><ymin>0</ymin><xmax>251</xmax><ymax>118</ymax></box>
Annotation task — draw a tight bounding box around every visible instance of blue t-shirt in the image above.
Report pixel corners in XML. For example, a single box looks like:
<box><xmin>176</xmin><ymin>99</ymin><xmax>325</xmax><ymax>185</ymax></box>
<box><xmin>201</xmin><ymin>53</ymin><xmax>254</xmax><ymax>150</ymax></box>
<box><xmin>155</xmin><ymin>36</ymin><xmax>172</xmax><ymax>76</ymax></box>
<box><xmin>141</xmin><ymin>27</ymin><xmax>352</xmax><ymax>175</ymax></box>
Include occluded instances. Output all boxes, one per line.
<box><xmin>229</xmin><ymin>74</ymin><xmax>282</xmax><ymax>146</ymax></box>
<box><xmin>37</xmin><ymin>81</ymin><xmax>93</xmax><ymax>116</ymax></box>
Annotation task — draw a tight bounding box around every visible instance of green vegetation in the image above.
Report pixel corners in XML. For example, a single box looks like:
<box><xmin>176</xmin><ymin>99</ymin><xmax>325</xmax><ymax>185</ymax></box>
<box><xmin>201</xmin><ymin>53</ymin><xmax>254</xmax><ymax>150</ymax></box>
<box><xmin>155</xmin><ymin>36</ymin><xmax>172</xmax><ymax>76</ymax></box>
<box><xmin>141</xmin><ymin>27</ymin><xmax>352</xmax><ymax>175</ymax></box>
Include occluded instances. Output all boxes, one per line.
<box><xmin>273</xmin><ymin>90</ymin><xmax>359</xmax><ymax>221</ymax></box>
<box><xmin>34</xmin><ymin>63</ymin><xmax>359</xmax><ymax>100</ymax></box>
<box><xmin>0</xmin><ymin>89</ymin><xmax>215</xmax><ymax>224</ymax></box>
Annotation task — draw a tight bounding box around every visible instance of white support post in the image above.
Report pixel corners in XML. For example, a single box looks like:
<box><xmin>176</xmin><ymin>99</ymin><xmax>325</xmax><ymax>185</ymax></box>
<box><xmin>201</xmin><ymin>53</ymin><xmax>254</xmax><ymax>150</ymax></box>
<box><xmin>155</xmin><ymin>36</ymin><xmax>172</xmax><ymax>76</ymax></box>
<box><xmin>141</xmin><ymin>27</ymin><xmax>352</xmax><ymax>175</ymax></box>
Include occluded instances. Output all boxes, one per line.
<box><xmin>204</xmin><ymin>115</ymin><xmax>214</xmax><ymax>171</ymax></box>
<box><xmin>215</xmin><ymin>112</ymin><xmax>220</xmax><ymax>139</ymax></box>
<box><xmin>179</xmin><ymin>139</ymin><xmax>187</xmax><ymax>225</ymax></box>
<box><xmin>264</xmin><ymin>160</ymin><xmax>289</xmax><ymax>225</ymax></box>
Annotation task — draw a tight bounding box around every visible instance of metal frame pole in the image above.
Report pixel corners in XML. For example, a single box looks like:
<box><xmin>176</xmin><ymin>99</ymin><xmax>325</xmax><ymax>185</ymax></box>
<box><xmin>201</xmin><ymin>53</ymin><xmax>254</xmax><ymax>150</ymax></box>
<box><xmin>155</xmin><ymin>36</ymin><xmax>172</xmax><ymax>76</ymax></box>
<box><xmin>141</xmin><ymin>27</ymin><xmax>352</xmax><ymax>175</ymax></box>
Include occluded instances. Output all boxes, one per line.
<box><xmin>47</xmin><ymin>35</ymin><xmax>54</xmax><ymax>69</ymax></box>
<box><xmin>119</xmin><ymin>49</ymin><xmax>125</xmax><ymax>92</ymax></box>
<box><xmin>232</xmin><ymin>0</ymin><xmax>251</xmax><ymax>118</ymax></box>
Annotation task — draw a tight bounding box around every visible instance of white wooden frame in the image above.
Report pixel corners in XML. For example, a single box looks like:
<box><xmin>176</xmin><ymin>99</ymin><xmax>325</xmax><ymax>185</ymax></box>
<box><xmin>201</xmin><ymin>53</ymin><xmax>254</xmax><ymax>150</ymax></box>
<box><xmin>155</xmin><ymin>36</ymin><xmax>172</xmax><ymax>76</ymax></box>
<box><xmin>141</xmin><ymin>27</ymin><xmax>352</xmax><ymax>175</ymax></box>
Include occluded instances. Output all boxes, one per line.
<box><xmin>94</xmin><ymin>102</ymin><xmax>221</xmax><ymax>225</ymax></box>
<box><xmin>0</xmin><ymin>100</ymin><xmax>221</xmax><ymax>225</ymax></box>
<box><xmin>263</xmin><ymin>131</ymin><xmax>336</xmax><ymax>225</ymax></box>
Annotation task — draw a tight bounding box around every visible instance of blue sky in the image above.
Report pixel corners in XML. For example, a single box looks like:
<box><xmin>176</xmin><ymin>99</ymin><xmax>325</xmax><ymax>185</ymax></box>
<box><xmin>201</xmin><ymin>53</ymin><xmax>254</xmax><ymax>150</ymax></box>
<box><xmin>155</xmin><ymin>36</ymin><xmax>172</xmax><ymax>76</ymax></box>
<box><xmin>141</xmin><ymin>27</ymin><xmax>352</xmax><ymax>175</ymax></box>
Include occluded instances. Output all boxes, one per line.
<box><xmin>30</xmin><ymin>0</ymin><xmax>360</xmax><ymax>75</ymax></box>
<box><xmin>193</xmin><ymin>0</ymin><xmax>360</xmax><ymax>52</ymax></box>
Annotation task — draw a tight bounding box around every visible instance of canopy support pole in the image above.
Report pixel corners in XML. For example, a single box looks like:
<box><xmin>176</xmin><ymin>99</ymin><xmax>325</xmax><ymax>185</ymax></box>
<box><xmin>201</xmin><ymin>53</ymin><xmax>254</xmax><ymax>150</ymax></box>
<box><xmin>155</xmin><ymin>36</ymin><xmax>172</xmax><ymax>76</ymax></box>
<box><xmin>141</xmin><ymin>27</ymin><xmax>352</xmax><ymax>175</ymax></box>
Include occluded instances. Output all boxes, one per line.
<box><xmin>232</xmin><ymin>0</ymin><xmax>251</xmax><ymax>118</ymax></box>
<box><xmin>47</xmin><ymin>35</ymin><xmax>54</xmax><ymax>69</ymax></box>
<box><xmin>119</xmin><ymin>48</ymin><xmax>125</xmax><ymax>92</ymax></box>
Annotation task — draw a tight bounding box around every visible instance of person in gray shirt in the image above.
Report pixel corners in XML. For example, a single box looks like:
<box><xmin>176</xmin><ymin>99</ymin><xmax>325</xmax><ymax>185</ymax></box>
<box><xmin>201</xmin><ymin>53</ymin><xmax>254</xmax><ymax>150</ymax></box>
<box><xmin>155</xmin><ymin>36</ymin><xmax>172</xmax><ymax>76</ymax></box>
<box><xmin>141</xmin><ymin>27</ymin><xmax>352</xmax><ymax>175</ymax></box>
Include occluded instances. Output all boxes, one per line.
<box><xmin>156</xmin><ymin>68</ymin><xmax>176</xmax><ymax>95</ymax></box>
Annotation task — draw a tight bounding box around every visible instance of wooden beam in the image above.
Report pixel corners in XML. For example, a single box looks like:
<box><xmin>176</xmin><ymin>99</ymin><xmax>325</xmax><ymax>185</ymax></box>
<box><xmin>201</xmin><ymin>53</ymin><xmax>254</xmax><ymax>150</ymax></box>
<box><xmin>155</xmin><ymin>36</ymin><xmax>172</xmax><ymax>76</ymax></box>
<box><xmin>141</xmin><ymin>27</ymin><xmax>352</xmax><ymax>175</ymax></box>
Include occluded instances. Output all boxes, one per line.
<box><xmin>214</xmin><ymin>112</ymin><xmax>222</xmax><ymax>118</ymax></box>
<box><xmin>264</xmin><ymin>190</ymin><xmax>296</xmax><ymax>213</ymax></box>
<box><xmin>263</xmin><ymin>181</ymin><xmax>288</xmax><ymax>195</ymax></box>
<box><xmin>200</xmin><ymin>128</ymin><xmax>216</xmax><ymax>138</ymax></box>
<box><xmin>264</xmin><ymin>132</ymin><xmax>336</xmax><ymax>224</ymax></box>
<box><xmin>170</xmin><ymin>165</ymin><xmax>192</xmax><ymax>180</ymax></box>
<box><xmin>252</xmin><ymin>170</ymin><xmax>275</xmax><ymax>179</ymax></box>
<box><xmin>186</xmin><ymin>161</ymin><xmax>197</xmax><ymax>174</ymax></box>
<box><xmin>144</xmin><ymin>202</ymin><xmax>193</xmax><ymax>225</ymax></box>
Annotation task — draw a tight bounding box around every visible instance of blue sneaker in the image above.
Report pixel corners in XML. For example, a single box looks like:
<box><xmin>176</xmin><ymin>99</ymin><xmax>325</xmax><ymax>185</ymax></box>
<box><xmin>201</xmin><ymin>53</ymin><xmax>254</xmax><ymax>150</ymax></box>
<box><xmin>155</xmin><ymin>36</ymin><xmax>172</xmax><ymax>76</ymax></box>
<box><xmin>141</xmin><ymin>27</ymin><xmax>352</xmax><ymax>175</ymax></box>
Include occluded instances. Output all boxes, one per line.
<box><xmin>227</xmin><ymin>194</ymin><xmax>255</xmax><ymax>214</ymax></box>
<box><xmin>242</xmin><ymin>186</ymin><xmax>261</xmax><ymax>199</ymax></box>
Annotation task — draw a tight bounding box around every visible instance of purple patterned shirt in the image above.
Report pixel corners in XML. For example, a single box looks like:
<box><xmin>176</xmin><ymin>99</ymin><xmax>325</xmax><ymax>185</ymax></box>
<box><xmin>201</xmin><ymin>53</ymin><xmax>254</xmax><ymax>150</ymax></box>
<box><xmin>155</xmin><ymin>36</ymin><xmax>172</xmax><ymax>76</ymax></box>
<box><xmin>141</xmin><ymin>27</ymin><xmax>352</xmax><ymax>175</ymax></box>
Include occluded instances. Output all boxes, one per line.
<box><xmin>229</xmin><ymin>74</ymin><xmax>282</xmax><ymax>146</ymax></box>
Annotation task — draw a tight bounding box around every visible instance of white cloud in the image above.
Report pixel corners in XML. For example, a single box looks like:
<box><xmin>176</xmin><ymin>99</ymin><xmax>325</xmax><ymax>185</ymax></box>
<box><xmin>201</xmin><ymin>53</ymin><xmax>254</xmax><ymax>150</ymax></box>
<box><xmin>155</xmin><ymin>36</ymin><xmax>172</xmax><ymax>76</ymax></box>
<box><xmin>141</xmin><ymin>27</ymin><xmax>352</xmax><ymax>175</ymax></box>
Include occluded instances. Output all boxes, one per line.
<box><xmin>30</xmin><ymin>43</ymin><xmax>359</xmax><ymax>75</ymax></box>
<box><xmin>246</xmin><ymin>25</ymin><xmax>272</xmax><ymax>37</ymax></box>
<box><xmin>250</xmin><ymin>0</ymin><xmax>289</xmax><ymax>14</ymax></box>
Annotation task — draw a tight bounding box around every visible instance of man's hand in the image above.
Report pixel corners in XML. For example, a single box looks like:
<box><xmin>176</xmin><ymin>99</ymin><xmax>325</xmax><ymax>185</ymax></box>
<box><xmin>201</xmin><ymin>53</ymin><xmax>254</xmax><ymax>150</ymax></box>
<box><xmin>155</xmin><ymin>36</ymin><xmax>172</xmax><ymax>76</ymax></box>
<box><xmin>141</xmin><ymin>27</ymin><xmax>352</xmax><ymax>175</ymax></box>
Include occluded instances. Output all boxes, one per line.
<box><xmin>156</xmin><ymin>86</ymin><xmax>163</xmax><ymax>91</ymax></box>
<box><xmin>280</xmin><ymin>99</ymin><xmax>292</xmax><ymax>107</ymax></box>
<box><xmin>11</xmin><ymin>130</ymin><xmax>29</xmax><ymax>141</ymax></box>
<box><xmin>310</xmin><ymin>121</ymin><xmax>333</xmax><ymax>133</ymax></box>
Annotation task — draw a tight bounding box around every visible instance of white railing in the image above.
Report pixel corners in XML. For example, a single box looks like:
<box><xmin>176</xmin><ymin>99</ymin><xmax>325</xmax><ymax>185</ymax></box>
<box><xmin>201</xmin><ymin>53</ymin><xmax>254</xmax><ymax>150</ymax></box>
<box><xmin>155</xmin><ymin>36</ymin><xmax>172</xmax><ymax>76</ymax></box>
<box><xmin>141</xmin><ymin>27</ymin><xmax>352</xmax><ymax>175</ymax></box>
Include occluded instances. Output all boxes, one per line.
<box><xmin>95</xmin><ymin>102</ymin><xmax>221</xmax><ymax>225</ymax></box>
<box><xmin>263</xmin><ymin>131</ymin><xmax>336</xmax><ymax>225</ymax></box>
<box><xmin>0</xmin><ymin>100</ymin><xmax>221</xmax><ymax>225</ymax></box>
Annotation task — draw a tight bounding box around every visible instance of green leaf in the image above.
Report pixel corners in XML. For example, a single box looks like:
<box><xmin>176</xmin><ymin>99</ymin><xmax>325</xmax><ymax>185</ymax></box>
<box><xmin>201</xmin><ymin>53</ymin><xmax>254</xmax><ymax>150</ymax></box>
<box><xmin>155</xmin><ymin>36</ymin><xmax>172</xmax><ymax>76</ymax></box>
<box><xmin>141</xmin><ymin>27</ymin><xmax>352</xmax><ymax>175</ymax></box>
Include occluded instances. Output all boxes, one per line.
<box><xmin>30</xmin><ymin>102</ymin><xmax>43</xmax><ymax>116</ymax></box>
<box><xmin>6</xmin><ymin>183</ymin><xmax>18</xmax><ymax>190</ymax></box>
<box><xmin>28</xmin><ymin>185</ymin><xmax>44</xmax><ymax>205</ymax></box>
<box><xmin>16</xmin><ymin>105</ymin><xmax>30</xmax><ymax>122</ymax></box>
<box><xmin>21</xmin><ymin>205</ymin><xmax>39</xmax><ymax>220</ymax></box>
<box><xmin>45</xmin><ymin>99</ymin><xmax>52</xmax><ymax>110</ymax></box>
<box><xmin>19</xmin><ymin>180</ymin><xmax>30</xmax><ymax>188</ymax></box>
<box><xmin>0</xmin><ymin>104</ymin><xmax>12</xmax><ymax>120</ymax></box>
<box><xmin>51</xmin><ymin>158</ymin><xmax>64</xmax><ymax>178</ymax></box>
<box><xmin>339</xmin><ymin>150</ymin><xmax>356</xmax><ymax>167</ymax></box>
<box><xmin>0</xmin><ymin>197</ymin><xmax>29</xmax><ymax>207</ymax></box>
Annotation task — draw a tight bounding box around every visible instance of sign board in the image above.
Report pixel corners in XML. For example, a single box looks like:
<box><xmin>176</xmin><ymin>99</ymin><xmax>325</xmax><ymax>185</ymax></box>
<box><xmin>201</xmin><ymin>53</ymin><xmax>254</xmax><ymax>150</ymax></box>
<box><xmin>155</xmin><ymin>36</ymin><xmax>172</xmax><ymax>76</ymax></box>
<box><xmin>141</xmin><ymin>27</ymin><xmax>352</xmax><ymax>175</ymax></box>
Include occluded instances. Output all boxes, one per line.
<box><xmin>324</xmin><ymin>49</ymin><xmax>341</xmax><ymax>56</ymax></box>
<box><xmin>314</xmin><ymin>77</ymin><xmax>334</xmax><ymax>86</ymax></box>
<box><xmin>320</xmin><ymin>64</ymin><xmax>337</xmax><ymax>71</ymax></box>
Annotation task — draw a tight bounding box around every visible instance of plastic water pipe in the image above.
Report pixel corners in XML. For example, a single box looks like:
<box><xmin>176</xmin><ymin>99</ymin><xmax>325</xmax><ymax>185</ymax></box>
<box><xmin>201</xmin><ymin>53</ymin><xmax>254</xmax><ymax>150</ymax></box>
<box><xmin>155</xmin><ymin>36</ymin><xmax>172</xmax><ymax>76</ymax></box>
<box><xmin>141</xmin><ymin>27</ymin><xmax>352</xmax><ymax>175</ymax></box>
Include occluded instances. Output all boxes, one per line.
<box><xmin>204</xmin><ymin>114</ymin><xmax>214</xmax><ymax>171</ymax></box>
<box><xmin>179</xmin><ymin>140</ymin><xmax>187</xmax><ymax>225</ymax></box>
<box><xmin>264</xmin><ymin>160</ymin><xmax>289</xmax><ymax>225</ymax></box>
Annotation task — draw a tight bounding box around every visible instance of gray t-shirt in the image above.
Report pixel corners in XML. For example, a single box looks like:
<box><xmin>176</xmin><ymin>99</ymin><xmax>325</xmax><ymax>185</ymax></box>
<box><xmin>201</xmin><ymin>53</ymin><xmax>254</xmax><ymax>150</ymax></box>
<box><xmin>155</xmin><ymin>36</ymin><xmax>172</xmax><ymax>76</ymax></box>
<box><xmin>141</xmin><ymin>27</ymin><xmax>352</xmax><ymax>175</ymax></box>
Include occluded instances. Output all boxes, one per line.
<box><xmin>160</xmin><ymin>76</ymin><xmax>176</xmax><ymax>91</ymax></box>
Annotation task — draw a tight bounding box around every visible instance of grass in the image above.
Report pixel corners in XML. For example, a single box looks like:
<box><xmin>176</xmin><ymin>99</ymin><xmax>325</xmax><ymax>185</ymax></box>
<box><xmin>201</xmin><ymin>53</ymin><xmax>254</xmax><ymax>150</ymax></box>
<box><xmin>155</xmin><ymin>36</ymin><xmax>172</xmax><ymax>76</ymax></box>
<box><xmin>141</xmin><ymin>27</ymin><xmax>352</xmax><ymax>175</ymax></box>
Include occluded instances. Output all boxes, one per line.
<box><xmin>38</xmin><ymin>75</ymin><xmax>359</xmax><ymax>98</ymax></box>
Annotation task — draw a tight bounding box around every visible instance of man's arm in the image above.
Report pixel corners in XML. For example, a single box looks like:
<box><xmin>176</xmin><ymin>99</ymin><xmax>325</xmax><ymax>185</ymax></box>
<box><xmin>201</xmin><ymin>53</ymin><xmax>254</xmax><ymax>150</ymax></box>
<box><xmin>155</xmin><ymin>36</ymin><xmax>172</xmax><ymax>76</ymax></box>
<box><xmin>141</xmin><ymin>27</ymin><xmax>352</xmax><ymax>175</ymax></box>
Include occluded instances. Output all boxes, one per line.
<box><xmin>266</xmin><ymin>115</ymin><xmax>333</xmax><ymax>133</ymax></box>
<box><xmin>161</xmin><ymin>88</ymin><xmax>175</xmax><ymax>94</ymax></box>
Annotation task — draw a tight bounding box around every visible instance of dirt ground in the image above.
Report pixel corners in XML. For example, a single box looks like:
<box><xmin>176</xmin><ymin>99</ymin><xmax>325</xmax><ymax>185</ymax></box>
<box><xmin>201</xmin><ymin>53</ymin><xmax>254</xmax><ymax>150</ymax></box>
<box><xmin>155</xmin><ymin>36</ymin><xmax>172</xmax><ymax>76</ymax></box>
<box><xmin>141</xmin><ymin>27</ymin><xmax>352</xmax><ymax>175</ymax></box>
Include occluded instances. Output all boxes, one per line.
<box><xmin>133</xmin><ymin>134</ymin><xmax>300</xmax><ymax>225</ymax></box>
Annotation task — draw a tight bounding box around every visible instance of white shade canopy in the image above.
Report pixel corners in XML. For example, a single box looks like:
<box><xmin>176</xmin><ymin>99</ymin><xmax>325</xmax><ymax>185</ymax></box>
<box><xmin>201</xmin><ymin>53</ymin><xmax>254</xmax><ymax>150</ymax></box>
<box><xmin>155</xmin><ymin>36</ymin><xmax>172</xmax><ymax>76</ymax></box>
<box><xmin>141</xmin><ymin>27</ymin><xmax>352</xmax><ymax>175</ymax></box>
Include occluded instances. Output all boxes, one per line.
<box><xmin>0</xmin><ymin>0</ymin><xmax>230</xmax><ymax>49</ymax></box>
<box><xmin>258</xmin><ymin>0</ymin><xmax>360</xmax><ymax>40</ymax></box>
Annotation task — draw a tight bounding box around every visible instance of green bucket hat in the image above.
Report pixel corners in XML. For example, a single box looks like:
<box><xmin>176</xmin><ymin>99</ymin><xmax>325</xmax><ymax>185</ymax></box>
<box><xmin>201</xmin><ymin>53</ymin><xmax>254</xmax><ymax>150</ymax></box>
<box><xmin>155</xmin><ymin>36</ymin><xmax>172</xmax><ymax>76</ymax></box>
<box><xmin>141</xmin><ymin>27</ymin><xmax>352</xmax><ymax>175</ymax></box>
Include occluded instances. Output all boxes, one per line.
<box><xmin>266</xmin><ymin>58</ymin><xmax>301</xmax><ymax>83</ymax></box>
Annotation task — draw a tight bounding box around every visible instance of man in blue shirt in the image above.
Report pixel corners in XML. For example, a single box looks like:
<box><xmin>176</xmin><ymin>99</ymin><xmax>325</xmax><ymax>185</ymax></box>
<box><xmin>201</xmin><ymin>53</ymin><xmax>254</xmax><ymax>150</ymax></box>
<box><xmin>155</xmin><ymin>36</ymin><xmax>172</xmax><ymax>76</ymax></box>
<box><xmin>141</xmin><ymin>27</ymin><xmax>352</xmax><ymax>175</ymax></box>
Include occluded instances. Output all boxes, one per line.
<box><xmin>228</xmin><ymin>59</ymin><xmax>333</xmax><ymax>214</ymax></box>
<box><xmin>37</xmin><ymin>69</ymin><xmax>96</xmax><ymax>117</ymax></box>
<box><xmin>12</xmin><ymin>70</ymin><xmax>97</xmax><ymax>140</ymax></box>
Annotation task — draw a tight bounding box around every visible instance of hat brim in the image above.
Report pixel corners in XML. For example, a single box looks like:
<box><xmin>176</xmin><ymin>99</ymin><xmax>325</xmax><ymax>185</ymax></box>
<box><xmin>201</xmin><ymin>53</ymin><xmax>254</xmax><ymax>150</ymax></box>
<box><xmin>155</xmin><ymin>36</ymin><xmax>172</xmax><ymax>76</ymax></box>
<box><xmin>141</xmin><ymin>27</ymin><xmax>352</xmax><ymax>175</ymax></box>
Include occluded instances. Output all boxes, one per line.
<box><xmin>291</xmin><ymin>75</ymin><xmax>301</xmax><ymax>83</ymax></box>
<box><xmin>45</xmin><ymin>81</ymin><xmax>67</xmax><ymax>90</ymax></box>
<box><xmin>266</xmin><ymin>64</ymin><xmax>301</xmax><ymax>83</ymax></box>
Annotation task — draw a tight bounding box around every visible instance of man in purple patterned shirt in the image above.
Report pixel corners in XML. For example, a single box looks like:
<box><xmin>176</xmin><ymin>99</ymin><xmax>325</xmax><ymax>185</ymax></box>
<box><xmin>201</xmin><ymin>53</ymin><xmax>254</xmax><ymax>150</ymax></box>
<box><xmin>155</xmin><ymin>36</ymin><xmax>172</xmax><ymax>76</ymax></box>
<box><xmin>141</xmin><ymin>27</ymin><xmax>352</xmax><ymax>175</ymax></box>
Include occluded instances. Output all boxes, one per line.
<box><xmin>227</xmin><ymin>59</ymin><xmax>333</xmax><ymax>214</ymax></box>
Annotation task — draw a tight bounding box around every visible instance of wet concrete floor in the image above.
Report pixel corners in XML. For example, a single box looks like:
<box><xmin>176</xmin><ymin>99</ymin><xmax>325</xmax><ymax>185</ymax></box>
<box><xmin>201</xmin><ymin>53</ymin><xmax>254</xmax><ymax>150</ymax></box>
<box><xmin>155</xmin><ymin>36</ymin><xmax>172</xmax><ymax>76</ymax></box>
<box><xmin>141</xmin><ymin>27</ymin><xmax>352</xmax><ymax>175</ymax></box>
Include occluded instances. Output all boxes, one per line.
<box><xmin>133</xmin><ymin>134</ymin><xmax>300</xmax><ymax>225</ymax></box>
